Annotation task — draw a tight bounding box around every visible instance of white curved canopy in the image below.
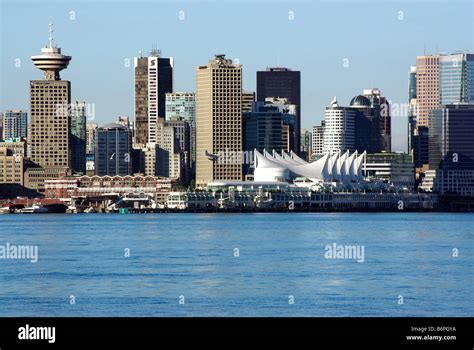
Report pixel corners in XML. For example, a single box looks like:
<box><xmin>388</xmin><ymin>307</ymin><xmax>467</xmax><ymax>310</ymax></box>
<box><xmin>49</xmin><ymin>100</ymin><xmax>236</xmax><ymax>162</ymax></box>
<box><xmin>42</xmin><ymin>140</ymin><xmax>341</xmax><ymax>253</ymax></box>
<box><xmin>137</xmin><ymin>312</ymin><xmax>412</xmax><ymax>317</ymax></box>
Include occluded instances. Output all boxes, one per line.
<box><xmin>254</xmin><ymin>149</ymin><xmax>366</xmax><ymax>184</ymax></box>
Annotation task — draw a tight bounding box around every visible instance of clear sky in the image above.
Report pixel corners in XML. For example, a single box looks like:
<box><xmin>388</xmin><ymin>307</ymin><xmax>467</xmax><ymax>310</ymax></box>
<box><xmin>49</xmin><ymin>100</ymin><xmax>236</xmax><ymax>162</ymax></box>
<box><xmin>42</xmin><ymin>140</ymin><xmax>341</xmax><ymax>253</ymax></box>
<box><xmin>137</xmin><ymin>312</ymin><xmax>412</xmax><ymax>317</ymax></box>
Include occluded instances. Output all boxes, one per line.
<box><xmin>1</xmin><ymin>0</ymin><xmax>473</xmax><ymax>151</ymax></box>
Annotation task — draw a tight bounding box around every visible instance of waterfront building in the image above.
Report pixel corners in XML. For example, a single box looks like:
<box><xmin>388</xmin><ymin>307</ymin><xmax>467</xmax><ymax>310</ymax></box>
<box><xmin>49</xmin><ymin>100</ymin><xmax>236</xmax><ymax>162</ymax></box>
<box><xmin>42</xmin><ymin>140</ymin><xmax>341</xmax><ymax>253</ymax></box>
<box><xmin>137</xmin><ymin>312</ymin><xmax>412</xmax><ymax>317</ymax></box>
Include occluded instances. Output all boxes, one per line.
<box><xmin>134</xmin><ymin>49</ymin><xmax>173</xmax><ymax>146</ymax></box>
<box><xmin>3</xmin><ymin>110</ymin><xmax>27</xmax><ymax>140</ymax></box>
<box><xmin>166</xmin><ymin>189</ymin><xmax>435</xmax><ymax>211</ymax></box>
<box><xmin>25</xmin><ymin>22</ymin><xmax>71</xmax><ymax>194</ymax></box>
<box><xmin>253</xmin><ymin>149</ymin><xmax>365</xmax><ymax>185</ymax></box>
<box><xmin>44</xmin><ymin>175</ymin><xmax>176</xmax><ymax>203</ymax></box>
<box><xmin>0</xmin><ymin>147</ymin><xmax>24</xmax><ymax>186</ymax></box>
<box><xmin>257</xmin><ymin>67</ymin><xmax>301</xmax><ymax>153</ymax></box>
<box><xmin>29</xmin><ymin>22</ymin><xmax>71</xmax><ymax>171</ymax></box>
<box><xmin>24</xmin><ymin>165</ymin><xmax>70</xmax><ymax>193</ymax></box>
<box><xmin>363</xmin><ymin>153</ymin><xmax>414</xmax><ymax>190</ymax></box>
<box><xmin>195</xmin><ymin>54</ymin><xmax>243</xmax><ymax>187</ymax></box>
<box><xmin>95</xmin><ymin>123</ymin><xmax>133</xmax><ymax>176</ymax></box>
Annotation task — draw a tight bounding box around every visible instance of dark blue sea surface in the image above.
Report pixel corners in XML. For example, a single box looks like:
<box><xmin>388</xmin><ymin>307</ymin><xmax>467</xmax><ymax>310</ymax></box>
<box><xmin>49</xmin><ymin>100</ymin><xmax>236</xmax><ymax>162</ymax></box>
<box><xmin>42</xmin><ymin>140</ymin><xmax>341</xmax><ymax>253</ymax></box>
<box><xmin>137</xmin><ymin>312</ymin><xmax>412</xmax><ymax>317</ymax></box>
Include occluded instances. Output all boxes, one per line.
<box><xmin>0</xmin><ymin>213</ymin><xmax>472</xmax><ymax>316</ymax></box>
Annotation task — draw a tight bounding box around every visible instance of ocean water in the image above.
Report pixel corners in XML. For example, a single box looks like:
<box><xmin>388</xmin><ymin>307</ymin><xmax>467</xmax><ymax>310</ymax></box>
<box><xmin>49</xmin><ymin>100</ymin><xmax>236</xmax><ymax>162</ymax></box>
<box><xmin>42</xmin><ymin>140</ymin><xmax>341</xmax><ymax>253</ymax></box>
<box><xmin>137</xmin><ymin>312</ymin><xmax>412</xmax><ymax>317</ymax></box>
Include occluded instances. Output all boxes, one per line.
<box><xmin>0</xmin><ymin>212</ymin><xmax>472</xmax><ymax>317</ymax></box>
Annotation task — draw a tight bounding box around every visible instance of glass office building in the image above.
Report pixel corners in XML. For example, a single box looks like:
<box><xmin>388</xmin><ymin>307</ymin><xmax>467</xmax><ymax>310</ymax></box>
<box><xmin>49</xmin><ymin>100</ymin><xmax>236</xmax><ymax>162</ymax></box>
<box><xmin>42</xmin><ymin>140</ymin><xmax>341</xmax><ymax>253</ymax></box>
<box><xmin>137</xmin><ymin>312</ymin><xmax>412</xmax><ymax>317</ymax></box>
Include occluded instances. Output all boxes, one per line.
<box><xmin>439</xmin><ymin>53</ymin><xmax>474</xmax><ymax>105</ymax></box>
<box><xmin>95</xmin><ymin>123</ymin><xmax>132</xmax><ymax>176</ymax></box>
<box><xmin>70</xmin><ymin>101</ymin><xmax>87</xmax><ymax>174</ymax></box>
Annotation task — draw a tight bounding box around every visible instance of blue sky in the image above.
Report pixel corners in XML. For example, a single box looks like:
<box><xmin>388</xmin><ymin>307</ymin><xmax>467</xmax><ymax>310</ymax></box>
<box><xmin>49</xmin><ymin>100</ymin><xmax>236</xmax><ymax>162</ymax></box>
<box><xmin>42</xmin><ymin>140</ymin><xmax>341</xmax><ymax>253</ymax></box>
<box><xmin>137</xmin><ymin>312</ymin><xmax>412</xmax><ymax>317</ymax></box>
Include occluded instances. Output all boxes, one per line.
<box><xmin>1</xmin><ymin>0</ymin><xmax>473</xmax><ymax>151</ymax></box>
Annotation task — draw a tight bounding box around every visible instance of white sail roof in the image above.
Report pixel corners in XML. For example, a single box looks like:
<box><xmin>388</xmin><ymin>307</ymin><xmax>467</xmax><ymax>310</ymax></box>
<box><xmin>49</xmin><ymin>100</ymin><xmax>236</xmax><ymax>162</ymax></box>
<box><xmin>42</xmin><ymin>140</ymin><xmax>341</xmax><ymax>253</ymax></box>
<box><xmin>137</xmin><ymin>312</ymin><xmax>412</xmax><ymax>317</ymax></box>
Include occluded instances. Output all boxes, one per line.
<box><xmin>253</xmin><ymin>149</ymin><xmax>365</xmax><ymax>184</ymax></box>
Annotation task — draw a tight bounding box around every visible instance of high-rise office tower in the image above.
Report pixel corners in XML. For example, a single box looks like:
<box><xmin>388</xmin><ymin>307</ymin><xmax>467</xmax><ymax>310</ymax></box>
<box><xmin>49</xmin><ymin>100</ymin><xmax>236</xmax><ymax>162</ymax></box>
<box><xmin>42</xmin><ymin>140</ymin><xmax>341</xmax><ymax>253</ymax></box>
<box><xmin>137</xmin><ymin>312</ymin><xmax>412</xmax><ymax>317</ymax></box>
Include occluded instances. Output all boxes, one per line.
<box><xmin>264</xmin><ymin>97</ymin><xmax>297</xmax><ymax>153</ymax></box>
<box><xmin>439</xmin><ymin>53</ymin><xmax>474</xmax><ymax>105</ymax></box>
<box><xmin>70</xmin><ymin>101</ymin><xmax>86</xmax><ymax>174</ymax></box>
<box><xmin>349</xmin><ymin>94</ymin><xmax>382</xmax><ymax>154</ymax></box>
<box><xmin>29</xmin><ymin>22</ymin><xmax>71</xmax><ymax>168</ymax></box>
<box><xmin>134</xmin><ymin>49</ymin><xmax>174</xmax><ymax>146</ymax></box>
<box><xmin>3</xmin><ymin>110</ymin><xmax>28</xmax><ymax>140</ymax></box>
<box><xmin>428</xmin><ymin>104</ymin><xmax>474</xmax><ymax>196</ymax></box>
<box><xmin>195</xmin><ymin>54</ymin><xmax>242</xmax><ymax>187</ymax></box>
<box><xmin>256</xmin><ymin>67</ymin><xmax>301</xmax><ymax>153</ymax></box>
<box><xmin>408</xmin><ymin>66</ymin><xmax>417</xmax><ymax>154</ymax></box>
<box><xmin>165</xmin><ymin>92</ymin><xmax>195</xmax><ymax>174</ymax></box>
<box><xmin>95</xmin><ymin>123</ymin><xmax>132</xmax><ymax>176</ymax></box>
<box><xmin>242</xmin><ymin>99</ymin><xmax>296</xmax><ymax>155</ymax></box>
<box><xmin>322</xmin><ymin>97</ymin><xmax>355</xmax><ymax>154</ymax></box>
<box><xmin>362</xmin><ymin>88</ymin><xmax>391</xmax><ymax>152</ymax></box>
<box><xmin>415</xmin><ymin>55</ymin><xmax>440</xmax><ymax>127</ymax></box>
<box><xmin>0</xmin><ymin>113</ymin><xmax>3</xmax><ymax>140</ymax></box>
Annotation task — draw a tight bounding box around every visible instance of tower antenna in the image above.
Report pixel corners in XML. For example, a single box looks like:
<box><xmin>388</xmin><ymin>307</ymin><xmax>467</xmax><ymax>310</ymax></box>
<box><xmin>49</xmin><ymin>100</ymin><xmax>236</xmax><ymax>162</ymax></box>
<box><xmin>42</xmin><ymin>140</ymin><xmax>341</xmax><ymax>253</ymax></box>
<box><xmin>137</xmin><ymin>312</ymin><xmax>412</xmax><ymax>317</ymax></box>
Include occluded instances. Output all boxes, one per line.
<box><xmin>48</xmin><ymin>19</ymin><xmax>54</xmax><ymax>48</ymax></box>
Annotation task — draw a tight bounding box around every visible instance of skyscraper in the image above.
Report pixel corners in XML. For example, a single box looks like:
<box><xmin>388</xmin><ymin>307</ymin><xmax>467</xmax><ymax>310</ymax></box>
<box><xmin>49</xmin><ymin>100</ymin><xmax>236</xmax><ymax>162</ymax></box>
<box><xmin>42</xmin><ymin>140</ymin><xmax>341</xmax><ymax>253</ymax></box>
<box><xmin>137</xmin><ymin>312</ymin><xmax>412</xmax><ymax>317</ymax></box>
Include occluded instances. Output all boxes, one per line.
<box><xmin>349</xmin><ymin>94</ymin><xmax>382</xmax><ymax>154</ymax></box>
<box><xmin>256</xmin><ymin>67</ymin><xmax>301</xmax><ymax>153</ymax></box>
<box><xmin>362</xmin><ymin>88</ymin><xmax>391</xmax><ymax>152</ymax></box>
<box><xmin>70</xmin><ymin>101</ymin><xmax>86</xmax><ymax>174</ymax></box>
<box><xmin>322</xmin><ymin>97</ymin><xmax>355</xmax><ymax>154</ymax></box>
<box><xmin>429</xmin><ymin>104</ymin><xmax>474</xmax><ymax>196</ymax></box>
<box><xmin>29</xmin><ymin>22</ymin><xmax>71</xmax><ymax>168</ymax></box>
<box><xmin>408</xmin><ymin>65</ymin><xmax>417</xmax><ymax>154</ymax></box>
<box><xmin>165</xmin><ymin>92</ymin><xmax>195</xmax><ymax>173</ymax></box>
<box><xmin>134</xmin><ymin>49</ymin><xmax>174</xmax><ymax>146</ymax></box>
<box><xmin>196</xmin><ymin>54</ymin><xmax>242</xmax><ymax>187</ymax></box>
<box><xmin>439</xmin><ymin>53</ymin><xmax>474</xmax><ymax>105</ymax></box>
<box><xmin>95</xmin><ymin>123</ymin><xmax>132</xmax><ymax>176</ymax></box>
<box><xmin>415</xmin><ymin>55</ymin><xmax>440</xmax><ymax>128</ymax></box>
<box><xmin>3</xmin><ymin>110</ymin><xmax>28</xmax><ymax>140</ymax></box>
<box><xmin>242</xmin><ymin>99</ymin><xmax>296</xmax><ymax>155</ymax></box>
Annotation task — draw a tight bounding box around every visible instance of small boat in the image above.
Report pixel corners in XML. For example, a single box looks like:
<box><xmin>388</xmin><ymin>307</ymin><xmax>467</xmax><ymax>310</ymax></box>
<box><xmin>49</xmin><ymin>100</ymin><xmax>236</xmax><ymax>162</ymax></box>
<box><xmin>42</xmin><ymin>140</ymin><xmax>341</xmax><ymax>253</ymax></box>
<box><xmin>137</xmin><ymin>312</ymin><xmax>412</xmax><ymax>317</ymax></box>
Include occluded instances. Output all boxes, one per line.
<box><xmin>20</xmin><ymin>204</ymin><xmax>49</xmax><ymax>214</ymax></box>
<box><xmin>0</xmin><ymin>206</ymin><xmax>12</xmax><ymax>214</ymax></box>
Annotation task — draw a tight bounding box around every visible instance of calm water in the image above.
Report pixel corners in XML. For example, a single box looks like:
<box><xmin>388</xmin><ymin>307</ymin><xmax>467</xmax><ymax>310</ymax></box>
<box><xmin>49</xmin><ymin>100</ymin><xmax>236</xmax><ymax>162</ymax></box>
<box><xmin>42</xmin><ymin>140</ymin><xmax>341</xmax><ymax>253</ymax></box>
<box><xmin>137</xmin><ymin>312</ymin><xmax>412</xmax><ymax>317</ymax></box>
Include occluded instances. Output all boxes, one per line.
<box><xmin>0</xmin><ymin>213</ymin><xmax>472</xmax><ymax>316</ymax></box>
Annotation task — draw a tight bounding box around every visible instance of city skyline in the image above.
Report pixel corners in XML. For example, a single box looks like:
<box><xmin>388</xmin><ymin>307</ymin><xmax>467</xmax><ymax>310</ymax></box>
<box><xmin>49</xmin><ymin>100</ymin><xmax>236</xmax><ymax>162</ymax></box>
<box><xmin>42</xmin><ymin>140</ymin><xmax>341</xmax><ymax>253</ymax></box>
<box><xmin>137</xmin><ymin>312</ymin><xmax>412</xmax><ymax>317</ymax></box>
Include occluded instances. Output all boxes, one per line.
<box><xmin>1</xmin><ymin>0</ymin><xmax>473</xmax><ymax>152</ymax></box>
